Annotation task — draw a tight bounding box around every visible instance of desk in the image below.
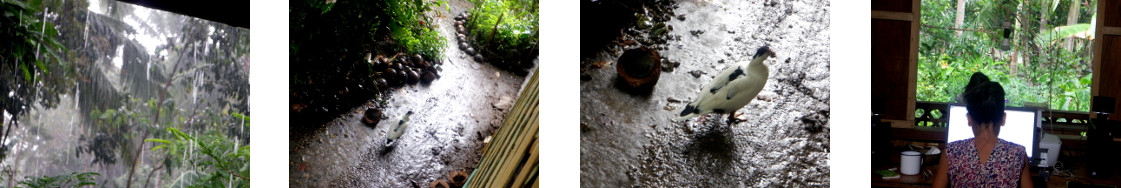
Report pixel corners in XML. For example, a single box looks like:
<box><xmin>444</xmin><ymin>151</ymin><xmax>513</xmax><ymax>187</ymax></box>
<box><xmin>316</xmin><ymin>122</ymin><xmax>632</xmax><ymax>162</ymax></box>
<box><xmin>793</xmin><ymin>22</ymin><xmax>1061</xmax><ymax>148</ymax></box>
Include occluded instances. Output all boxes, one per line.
<box><xmin>1032</xmin><ymin>163</ymin><xmax>1121</xmax><ymax>188</ymax></box>
<box><xmin>872</xmin><ymin>161</ymin><xmax>1121</xmax><ymax>187</ymax></box>
<box><xmin>871</xmin><ymin>146</ymin><xmax>941</xmax><ymax>187</ymax></box>
<box><xmin>872</xmin><ymin>164</ymin><xmax>936</xmax><ymax>187</ymax></box>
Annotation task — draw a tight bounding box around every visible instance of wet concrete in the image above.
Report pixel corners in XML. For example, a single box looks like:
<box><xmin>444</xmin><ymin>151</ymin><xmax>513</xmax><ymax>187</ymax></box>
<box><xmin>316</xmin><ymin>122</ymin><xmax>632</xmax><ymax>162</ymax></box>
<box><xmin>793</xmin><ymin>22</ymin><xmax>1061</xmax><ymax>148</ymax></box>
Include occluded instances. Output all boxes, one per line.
<box><xmin>580</xmin><ymin>0</ymin><xmax>830</xmax><ymax>187</ymax></box>
<box><xmin>288</xmin><ymin>0</ymin><xmax>532</xmax><ymax>187</ymax></box>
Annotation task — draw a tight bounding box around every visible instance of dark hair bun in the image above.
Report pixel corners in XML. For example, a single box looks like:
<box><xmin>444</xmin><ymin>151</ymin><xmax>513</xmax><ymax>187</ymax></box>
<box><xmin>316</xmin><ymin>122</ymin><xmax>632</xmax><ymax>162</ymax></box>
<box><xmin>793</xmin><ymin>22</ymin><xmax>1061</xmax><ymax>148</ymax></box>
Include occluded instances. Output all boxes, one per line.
<box><xmin>963</xmin><ymin>72</ymin><xmax>1005</xmax><ymax>125</ymax></box>
<box><xmin>965</xmin><ymin>72</ymin><xmax>990</xmax><ymax>92</ymax></box>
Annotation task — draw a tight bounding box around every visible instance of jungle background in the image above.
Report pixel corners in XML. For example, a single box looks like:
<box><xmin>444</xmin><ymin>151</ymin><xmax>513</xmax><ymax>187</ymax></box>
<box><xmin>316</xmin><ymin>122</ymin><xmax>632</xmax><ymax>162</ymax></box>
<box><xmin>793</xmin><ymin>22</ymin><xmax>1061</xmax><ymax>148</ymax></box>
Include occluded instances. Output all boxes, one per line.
<box><xmin>918</xmin><ymin>0</ymin><xmax>1097</xmax><ymax>114</ymax></box>
<box><xmin>1</xmin><ymin>0</ymin><xmax>249</xmax><ymax>187</ymax></box>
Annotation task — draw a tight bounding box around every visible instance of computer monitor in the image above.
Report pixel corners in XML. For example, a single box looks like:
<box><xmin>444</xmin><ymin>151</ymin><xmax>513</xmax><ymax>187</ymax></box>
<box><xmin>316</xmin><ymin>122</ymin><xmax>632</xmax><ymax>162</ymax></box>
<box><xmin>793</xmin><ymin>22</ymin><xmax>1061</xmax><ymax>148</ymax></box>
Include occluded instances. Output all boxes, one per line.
<box><xmin>947</xmin><ymin>104</ymin><xmax>1040</xmax><ymax>160</ymax></box>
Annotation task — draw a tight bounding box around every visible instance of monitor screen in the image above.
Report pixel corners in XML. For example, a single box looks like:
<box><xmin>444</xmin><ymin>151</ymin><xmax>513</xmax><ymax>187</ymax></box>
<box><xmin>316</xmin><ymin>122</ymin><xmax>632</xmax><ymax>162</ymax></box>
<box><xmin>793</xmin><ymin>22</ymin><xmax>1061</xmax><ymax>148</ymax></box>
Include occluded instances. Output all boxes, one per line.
<box><xmin>947</xmin><ymin>105</ymin><xmax>1036</xmax><ymax>158</ymax></box>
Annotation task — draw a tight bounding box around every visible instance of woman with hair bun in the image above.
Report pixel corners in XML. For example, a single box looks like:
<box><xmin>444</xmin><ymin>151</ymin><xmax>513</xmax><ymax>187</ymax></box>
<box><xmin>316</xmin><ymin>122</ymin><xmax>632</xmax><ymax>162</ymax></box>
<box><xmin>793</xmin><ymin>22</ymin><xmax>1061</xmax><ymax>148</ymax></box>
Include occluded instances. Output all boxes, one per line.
<box><xmin>933</xmin><ymin>72</ymin><xmax>1033</xmax><ymax>188</ymax></box>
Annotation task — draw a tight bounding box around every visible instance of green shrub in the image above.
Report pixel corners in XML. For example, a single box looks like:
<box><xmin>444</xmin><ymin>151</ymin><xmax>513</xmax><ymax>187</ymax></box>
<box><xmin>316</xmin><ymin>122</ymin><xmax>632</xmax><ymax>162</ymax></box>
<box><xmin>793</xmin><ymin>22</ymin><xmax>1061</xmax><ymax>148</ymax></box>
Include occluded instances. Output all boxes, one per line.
<box><xmin>147</xmin><ymin>126</ymin><xmax>250</xmax><ymax>188</ymax></box>
<box><xmin>17</xmin><ymin>172</ymin><xmax>99</xmax><ymax>188</ymax></box>
<box><xmin>917</xmin><ymin>0</ymin><xmax>1093</xmax><ymax>112</ymax></box>
<box><xmin>387</xmin><ymin>0</ymin><xmax>446</xmax><ymax>59</ymax></box>
<box><xmin>467</xmin><ymin>0</ymin><xmax>539</xmax><ymax>71</ymax></box>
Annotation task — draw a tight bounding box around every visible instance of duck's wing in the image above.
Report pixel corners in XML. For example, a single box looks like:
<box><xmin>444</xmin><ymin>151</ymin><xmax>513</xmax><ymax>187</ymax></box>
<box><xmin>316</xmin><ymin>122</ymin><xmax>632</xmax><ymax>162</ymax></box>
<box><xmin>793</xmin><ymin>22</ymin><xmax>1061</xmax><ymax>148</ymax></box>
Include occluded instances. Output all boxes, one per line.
<box><xmin>722</xmin><ymin>67</ymin><xmax>751</xmax><ymax>99</ymax></box>
<box><xmin>704</xmin><ymin>64</ymin><xmax>742</xmax><ymax>94</ymax></box>
<box><xmin>724</xmin><ymin>61</ymin><xmax>768</xmax><ymax>104</ymax></box>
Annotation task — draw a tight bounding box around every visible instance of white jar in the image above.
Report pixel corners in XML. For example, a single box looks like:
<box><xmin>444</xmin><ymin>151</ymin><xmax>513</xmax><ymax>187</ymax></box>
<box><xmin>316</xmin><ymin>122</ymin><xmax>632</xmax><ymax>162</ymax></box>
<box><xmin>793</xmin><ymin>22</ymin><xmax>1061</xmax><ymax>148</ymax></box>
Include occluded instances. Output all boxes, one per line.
<box><xmin>900</xmin><ymin>151</ymin><xmax>922</xmax><ymax>175</ymax></box>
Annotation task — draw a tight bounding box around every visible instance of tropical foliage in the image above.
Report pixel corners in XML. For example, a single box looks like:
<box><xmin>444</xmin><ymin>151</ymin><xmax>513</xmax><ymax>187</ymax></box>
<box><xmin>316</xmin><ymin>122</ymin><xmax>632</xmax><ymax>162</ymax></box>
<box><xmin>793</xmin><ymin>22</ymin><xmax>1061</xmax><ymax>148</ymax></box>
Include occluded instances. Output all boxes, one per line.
<box><xmin>146</xmin><ymin>126</ymin><xmax>250</xmax><ymax>188</ymax></box>
<box><xmin>2</xmin><ymin>0</ymin><xmax>249</xmax><ymax>187</ymax></box>
<box><xmin>387</xmin><ymin>0</ymin><xmax>447</xmax><ymax>59</ymax></box>
<box><xmin>466</xmin><ymin>0</ymin><xmax>539</xmax><ymax>74</ymax></box>
<box><xmin>289</xmin><ymin>0</ymin><xmax>446</xmax><ymax>126</ymax></box>
<box><xmin>1</xmin><ymin>0</ymin><xmax>75</xmax><ymax>157</ymax></box>
<box><xmin>918</xmin><ymin>0</ymin><xmax>1095</xmax><ymax>112</ymax></box>
<box><xmin>17</xmin><ymin>172</ymin><xmax>99</xmax><ymax>188</ymax></box>
<box><xmin>290</xmin><ymin>0</ymin><xmax>446</xmax><ymax>65</ymax></box>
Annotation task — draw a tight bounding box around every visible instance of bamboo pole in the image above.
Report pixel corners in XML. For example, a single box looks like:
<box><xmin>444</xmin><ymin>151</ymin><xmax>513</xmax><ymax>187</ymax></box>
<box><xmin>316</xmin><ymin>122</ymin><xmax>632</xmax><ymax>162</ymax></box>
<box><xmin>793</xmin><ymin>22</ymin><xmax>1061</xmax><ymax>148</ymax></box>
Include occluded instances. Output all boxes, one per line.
<box><xmin>466</xmin><ymin>69</ymin><xmax>538</xmax><ymax>187</ymax></box>
<box><xmin>510</xmin><ymin>140</ymin><xmax>538</xmax><ymax>186</ymax></box>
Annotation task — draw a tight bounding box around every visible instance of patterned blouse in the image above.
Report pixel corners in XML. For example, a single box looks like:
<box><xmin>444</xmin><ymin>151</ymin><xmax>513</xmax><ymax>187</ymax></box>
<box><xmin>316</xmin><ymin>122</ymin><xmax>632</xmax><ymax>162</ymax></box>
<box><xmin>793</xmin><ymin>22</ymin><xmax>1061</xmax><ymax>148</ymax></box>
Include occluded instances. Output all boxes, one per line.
<box><xmin>945</xmin><ymin>138</ymin><xmax>1028</xmax><ymax>188</ymax></box>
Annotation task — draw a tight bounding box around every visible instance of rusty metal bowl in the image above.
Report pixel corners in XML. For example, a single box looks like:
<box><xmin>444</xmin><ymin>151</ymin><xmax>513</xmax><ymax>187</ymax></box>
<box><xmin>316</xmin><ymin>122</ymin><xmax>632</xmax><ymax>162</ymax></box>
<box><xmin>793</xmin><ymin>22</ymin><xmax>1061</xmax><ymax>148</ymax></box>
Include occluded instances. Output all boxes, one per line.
<box><xmin>449</xmin><ymin>170</ymin><xmax>469</xmax><ymax>187</ymax></box>
<box><xmin>616</xmin><ymin>47</ymin><xmax>661</xmax><ymax>90</ymax></box>
<box><xmin>363</xmin><ymin>107</ymin><xmax>381</xmax><ymax>125</ymax></box>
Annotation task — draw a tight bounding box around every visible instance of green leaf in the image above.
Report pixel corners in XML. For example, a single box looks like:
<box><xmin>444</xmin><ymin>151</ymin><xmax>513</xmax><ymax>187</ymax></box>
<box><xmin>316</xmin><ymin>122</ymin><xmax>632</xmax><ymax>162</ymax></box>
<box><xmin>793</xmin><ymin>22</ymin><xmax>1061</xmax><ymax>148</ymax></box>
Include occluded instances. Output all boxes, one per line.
<box><xmin>151</xmin><ymin>145</ymin><xmax>166</xmax><ymax>151</ymax></box>
<box><xmin>145</xmin><ymin>138</ymin><xmax>172</xmax><ymax>145</ymax></box>
<box><xmin>1035</xmin><ymin>23</ymin><xmax>1092</xmax><ymax>45</ymax></box>
<box><xmin>99</xmin><ymin>109</ymin><xmax>116</xmax><ymax>120</ymax></box>
<box><xmin>5</xmin><ymin>0</ymin><xmax>34</xmax><ymax>10</ymax></box>
<box><xmin>34</xmin><ymin>59</ymin><xmax>48</xmax><ymax>74</ymax></box>
<box><xmin>232</xmin><ymin>112</ymin><xmax>250</xmax><ymax>127</ymax></box>
<box><xmin>1050</xmin><ymin>0</ymin><xmax>1060</xmax><ymax>13</ymax></box>
<box><xmin>21</xmin><ymin>63</ymin><xmax>32</xmax><ymax>82</ymax></box>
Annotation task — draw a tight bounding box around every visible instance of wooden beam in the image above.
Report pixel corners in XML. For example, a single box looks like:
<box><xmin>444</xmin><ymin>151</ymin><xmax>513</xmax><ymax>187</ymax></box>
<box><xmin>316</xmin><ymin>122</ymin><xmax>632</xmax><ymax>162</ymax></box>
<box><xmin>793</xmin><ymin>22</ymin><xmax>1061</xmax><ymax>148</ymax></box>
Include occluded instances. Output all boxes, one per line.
<box><xmin>870</xmin><ymin>0</ymin><xmax>920</xmax><ymax>123</ymax></box>
<box><xmin>887</xmin><ymin>119</ymin><xmax>916</xmax><ymax>128</ymax></box>
<box><xmin>871</xmin><ymin>10</ymin><xmax>914</xmax><ymax>21</ymax></box>
<box><xmin>890</xmin><ymin>127</ymin><xmax>949</xmax><ymax>143</ymax></box>
<box><xmin>1092</xmin><ymin>0</ymin><xmax>1118</xmax><ymax>119</ymax></box>
<box><xmin>1104</xmin><ymin>27</ymin><xmax>1121</xmax><ymax>35</ymax></box>
<box><xmin>1092</xmin><ymin>0</ymin><xmax>1107</xmax><ymax>98</ymax></box>
<box><xmin>907</xmin><ymin>0</ymin><xmax>921</xmax><ymax>123</ymax></box>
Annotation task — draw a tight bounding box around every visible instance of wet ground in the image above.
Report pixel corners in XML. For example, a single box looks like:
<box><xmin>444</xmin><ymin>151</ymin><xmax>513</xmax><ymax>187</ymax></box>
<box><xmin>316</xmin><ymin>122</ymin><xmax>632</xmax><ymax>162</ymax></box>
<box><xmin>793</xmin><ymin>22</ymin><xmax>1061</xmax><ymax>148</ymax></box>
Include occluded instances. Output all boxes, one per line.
<box><xmin>288</xmin><ymin>0</ymin><xmax>532</xmax><ymax>187</ymax></box>
<box><xmin>580</xmin><ymin>0</ymin><xmax>830</xmax><ymax>187</ymax></box>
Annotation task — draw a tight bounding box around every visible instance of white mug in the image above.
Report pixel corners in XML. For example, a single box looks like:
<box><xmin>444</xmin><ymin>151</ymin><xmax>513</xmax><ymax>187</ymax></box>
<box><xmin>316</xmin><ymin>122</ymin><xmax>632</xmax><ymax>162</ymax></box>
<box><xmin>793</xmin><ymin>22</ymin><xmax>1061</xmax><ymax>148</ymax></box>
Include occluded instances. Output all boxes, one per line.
<box><xmin>900</xmin><ymin>151</ymin><xmax>922</xmax><ymax>175</ymax></box>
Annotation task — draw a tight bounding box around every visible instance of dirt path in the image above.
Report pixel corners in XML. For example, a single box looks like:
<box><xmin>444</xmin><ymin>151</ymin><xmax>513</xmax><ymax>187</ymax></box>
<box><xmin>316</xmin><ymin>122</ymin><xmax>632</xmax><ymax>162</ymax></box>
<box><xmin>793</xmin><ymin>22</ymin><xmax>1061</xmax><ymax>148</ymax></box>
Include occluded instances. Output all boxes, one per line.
<box><xmin>288</xmin><ymin>0</ymin><xmax>531</xmax><ymax>187</ymax></box>
<box><xmin>580</xmin><ymin>0</ymin><xmax>830</xmax><ymax>187</ymax></box>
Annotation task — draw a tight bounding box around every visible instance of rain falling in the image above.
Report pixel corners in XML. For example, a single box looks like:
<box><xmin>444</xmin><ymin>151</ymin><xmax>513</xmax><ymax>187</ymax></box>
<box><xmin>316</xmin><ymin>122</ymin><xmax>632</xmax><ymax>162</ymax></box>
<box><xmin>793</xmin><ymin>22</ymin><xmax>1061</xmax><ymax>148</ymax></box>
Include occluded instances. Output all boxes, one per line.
<box><xmin>0</xmin><ymin>0</ymin><xmax>249</xmax><ymax>187</ymax></box>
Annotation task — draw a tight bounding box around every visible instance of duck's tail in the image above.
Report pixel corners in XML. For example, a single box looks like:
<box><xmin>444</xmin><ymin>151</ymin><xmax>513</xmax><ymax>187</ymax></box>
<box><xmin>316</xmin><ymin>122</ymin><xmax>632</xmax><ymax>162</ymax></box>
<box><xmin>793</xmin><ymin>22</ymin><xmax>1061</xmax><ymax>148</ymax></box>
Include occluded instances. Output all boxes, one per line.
<box><xmin>675</xmin><ymin>103</ymin><xmax>702</xmax><ymax>121</ymax></box>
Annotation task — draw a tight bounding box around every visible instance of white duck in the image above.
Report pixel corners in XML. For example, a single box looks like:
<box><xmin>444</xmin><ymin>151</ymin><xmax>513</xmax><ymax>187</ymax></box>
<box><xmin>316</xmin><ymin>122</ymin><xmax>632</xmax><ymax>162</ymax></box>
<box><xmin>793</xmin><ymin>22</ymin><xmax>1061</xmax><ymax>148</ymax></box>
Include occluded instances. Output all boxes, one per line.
<box><xmin>386</xmin><ymin>111</ymin><xmax>414</xmax><ymax>147</ymax></box>
<box><xmin>676</xmin><ymin>46</ymin><xmax>777</xmax><ymax>124</ymax></box>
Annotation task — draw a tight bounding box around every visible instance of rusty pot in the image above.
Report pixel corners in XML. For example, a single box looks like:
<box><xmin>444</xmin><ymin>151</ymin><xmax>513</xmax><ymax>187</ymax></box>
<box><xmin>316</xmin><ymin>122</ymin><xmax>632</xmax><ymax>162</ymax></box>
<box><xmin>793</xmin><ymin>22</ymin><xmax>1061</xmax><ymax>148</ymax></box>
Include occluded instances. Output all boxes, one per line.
<box><xmin>448</xmin><ymin>170</ymin><xmax>468</xmax><ymax>187</ymax></box>
<box><xmin>363</xmin><ymin>107</ymin><xmax>381</xmax><ymax>125</ymax></box>
<box><xmin>616</xmin><ymin>47</ymin><xmax>661</xmax><ymax>90</ymax></box>
<box><xmin>429</xmin><ymin>179</ymin><xmax>450</xmax><ymax>188</ymax></box>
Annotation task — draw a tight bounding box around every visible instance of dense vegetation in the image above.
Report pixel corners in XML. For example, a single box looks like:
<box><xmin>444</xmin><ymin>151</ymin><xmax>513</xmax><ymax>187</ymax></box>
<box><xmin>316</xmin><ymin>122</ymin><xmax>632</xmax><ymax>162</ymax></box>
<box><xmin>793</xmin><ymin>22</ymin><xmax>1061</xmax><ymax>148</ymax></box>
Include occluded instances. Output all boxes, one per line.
<box><xmin>918</xmin><ymin>0</ymin><xmax>1096</xmax><ymax>112</ymax></box>
<box><xmin>1</xmin><ymin>0</ymin><xmax>73</xmax><ymax>143</ymax></box>
<box><xmin>465</xmin><ymin>0</ymin><xmax>539</xmax><ymax>75</ymax></box>
<box><xmin>15</xmin><ymin>172</ymin><xmax>99</xmax><ymax>188</ymax></box>
<box><xmin>1</xmin><ymin>0</ymin><xmax>250</xmax><ymax>187</ymax></box>
<box><xmin>289</xmin><ymin>0</ymin><xmax>447</xmax><ymax>127</ymax></box>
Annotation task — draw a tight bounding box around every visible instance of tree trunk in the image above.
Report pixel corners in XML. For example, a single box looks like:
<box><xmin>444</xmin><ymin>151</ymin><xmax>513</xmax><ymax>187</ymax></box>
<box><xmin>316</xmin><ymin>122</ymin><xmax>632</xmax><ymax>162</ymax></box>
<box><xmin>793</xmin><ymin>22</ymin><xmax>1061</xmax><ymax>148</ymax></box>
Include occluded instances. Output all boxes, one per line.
<box><xmin>1011</xmin><ymin>51</ymin><xmax>1019</xmax><ymax>74</ymax></box>
<box><xmin>955</xmin><ymin>0</ymin><xmax>967</xmax><ymax>36</ymax></box>
<box><xmin>1066</xmin><ymin>0</ymin><xmax>1081</xmax><ymax>25</ymax></box>
<box><xmin>1040</xmin><ymin>0</ymin><xmax>1051</xmax><ymax>33</ymax></box>
<box><xmin>1065</xmin><ymin>0</ymin><xmax>1081</xmax><ymax>49</ymax></box>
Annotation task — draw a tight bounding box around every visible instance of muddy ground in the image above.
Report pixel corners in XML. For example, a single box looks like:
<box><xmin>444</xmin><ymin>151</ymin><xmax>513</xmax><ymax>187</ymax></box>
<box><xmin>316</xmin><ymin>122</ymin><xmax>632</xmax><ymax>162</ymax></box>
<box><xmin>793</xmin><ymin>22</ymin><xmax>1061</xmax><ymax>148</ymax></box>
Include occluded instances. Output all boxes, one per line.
<box><xmin>580</xmin><ymin>0</ymin><xmax>830</xmax><ymax>187</ymax></box>
<box><xmin>288</xmin><ymin>0</ymin><xmax>532</xmax><ymax>187</ymax></box>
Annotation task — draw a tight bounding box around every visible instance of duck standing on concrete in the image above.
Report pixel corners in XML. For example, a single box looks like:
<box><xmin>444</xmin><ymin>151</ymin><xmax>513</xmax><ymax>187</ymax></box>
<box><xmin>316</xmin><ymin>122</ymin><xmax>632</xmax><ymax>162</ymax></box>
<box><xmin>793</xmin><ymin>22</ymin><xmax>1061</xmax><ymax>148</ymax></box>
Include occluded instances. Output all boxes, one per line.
<box><xmin>676</xmin><ymin>46</ymin><xmax>777</xmax><ymax>125</ymax></box>
<box><xmin>386</xmin><ymin>111</ymin><xmax>414</xmax><ymax>147</ymax></box>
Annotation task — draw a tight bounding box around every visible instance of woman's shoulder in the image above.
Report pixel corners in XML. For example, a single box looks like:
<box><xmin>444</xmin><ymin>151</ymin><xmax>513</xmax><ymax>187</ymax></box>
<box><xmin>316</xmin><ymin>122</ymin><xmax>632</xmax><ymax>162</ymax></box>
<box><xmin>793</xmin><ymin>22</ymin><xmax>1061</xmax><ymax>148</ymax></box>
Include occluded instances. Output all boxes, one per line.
<box><xmin>945</xmin><ymin>138</ymin><xmax>973</xmax><ymax>155</ymax></box>
<box><xmin>997</xmin><ymin>139</ymin><xmax>1026</xmax><ymax>150</ymax></box>
<box><xmin>997</xmin><ymin>139</ymin><xmax>1028</xmax><ymax>156</ymax></box>
<box><xmin>947</xmin><ymin>138</ymin><xmax>973</xmax><ymax>147</ymax></box>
